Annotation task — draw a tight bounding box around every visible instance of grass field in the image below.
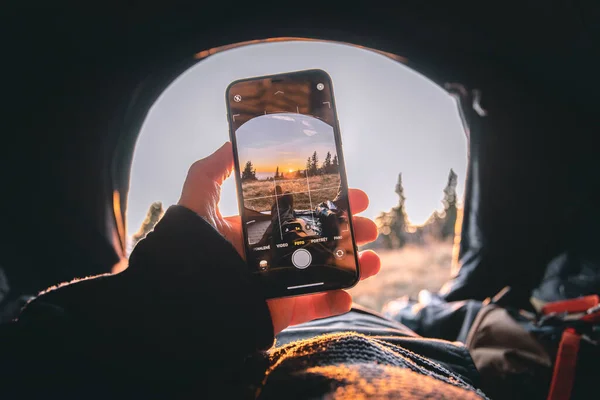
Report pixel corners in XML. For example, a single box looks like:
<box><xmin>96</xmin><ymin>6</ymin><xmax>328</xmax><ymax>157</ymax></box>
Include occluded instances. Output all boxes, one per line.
<box><xmin>348</xmin><ymin>241</ymin><xmax>454</xmax><ymax>312</ymax></box>
<box><xmin>243</xmin><ymin>174</ymin><xmax>341</xmax><ymax>212</ymax></box>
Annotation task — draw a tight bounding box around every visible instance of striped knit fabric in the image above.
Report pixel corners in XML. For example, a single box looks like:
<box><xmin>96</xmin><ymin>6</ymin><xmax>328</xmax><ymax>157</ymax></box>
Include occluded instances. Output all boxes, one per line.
<box><xmin>257</xmin><ymin>332</ymin><xmax>488</xmax><ymax>399</ymax></box>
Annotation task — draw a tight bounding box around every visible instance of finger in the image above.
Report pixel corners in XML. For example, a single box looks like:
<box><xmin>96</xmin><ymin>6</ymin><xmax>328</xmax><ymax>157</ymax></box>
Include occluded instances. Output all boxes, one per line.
<box><xmin>223</xmin><ymin>215</ymin><xmax>242</xmax><ymax>237</ymax></box>
<box><xmin>189</xmin><ymin>142</ymin><xmax>234</xmax><ymax>185</ymax></box>
<box><xmin>288</xmin><ymin>290</ymin><xmax>352</xmax><ymax>326</ymax></box>
<box><xmin>358</xmin><ymin>250</ymin><xmax>381</xmax><ymax>281</ymax></box>
<box><xmin>223</xmin><ymin>215</ymin><xmax>241</xmax><ymax>226</ymax></box>
<box><xmin>348</xmin><ymin>188</ymin><xmax>369</xmax><ymax>214</ymax></box>
<box><xmin>352</xmin><ymin>216</ymin><xmax>378</xmax><ymax>245</ymax></box>
<box><xmin>221</xmin><ymin>215</ymin><xmax>244</xmax><ymax>256</ymax></box>
<box><xmin>179</xmin><ymin>143</ymin><xmax>234</xmax><ymax>220</ymax></box>
<box><xmin>267</xmin><ymin>298</ymin><xmax>294</xmax><ymax>334</ymax></box>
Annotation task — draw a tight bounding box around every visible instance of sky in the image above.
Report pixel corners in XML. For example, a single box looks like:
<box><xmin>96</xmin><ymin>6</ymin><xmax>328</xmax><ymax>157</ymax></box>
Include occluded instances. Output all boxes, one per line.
<box><xmin>236</xmin><ymin>113</ymin><xmax>337</xmax><ymax>175</ymax></box>
<box><xmin>127</xmin><ymin>41</ymin><xmax>467</xmax><ymax>236</ymax></box>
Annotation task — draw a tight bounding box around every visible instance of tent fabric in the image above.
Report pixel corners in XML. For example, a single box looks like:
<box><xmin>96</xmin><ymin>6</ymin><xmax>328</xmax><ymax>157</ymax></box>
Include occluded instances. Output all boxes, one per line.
<box><xmin>1</xmin><ymin>4</ymin><xmax>598</xmax><ymax>307</ymax></box>
<box><xmin>440</xmin><ymin>79</ymin><xmax>599</xmax><ymax>307</ymax></box>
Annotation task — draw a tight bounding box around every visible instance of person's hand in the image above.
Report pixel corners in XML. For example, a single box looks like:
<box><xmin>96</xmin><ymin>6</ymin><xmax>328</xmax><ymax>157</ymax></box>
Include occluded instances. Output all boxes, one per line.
<box><xmin>179</xmin><ymin>142</ymin><xmax>381</xmax><ymax>335</ymax></box>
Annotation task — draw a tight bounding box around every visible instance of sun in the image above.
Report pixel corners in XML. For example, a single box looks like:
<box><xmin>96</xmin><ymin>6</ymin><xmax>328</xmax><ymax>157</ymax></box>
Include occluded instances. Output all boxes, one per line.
<box><xmin>288</xmin><ymin>169</ymin><xmax>294</xmax><ymax>173</ymax></box>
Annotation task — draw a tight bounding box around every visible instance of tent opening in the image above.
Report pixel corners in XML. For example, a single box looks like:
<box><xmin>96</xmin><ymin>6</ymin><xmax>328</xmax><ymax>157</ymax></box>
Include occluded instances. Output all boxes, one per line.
<box><xmin>126</xmin><ymin>38</ymin><xmax>468</xmax><ymax>311</ymax></box>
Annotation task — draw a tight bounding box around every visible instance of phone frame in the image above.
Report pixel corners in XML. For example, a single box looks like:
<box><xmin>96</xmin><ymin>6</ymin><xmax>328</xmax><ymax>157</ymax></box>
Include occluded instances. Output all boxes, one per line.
<box><xmin>225</xmin><ymin>69</ymin><xmax>360</xmax><ymax>299</ymax></box>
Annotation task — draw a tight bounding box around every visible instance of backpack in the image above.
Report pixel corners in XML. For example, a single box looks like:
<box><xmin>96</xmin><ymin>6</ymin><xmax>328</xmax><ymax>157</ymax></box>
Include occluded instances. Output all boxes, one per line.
<box><xmin>466</xmin><ymin>295</ymin><xmax>600</xmax><ymax>400</ymax></box>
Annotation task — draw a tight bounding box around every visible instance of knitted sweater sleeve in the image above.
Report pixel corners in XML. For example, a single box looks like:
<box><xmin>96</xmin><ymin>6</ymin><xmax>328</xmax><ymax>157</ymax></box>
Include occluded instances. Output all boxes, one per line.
<box><xmin>0</xmin><ymin>205</ymin><xmax>274</xmax><ymax>398</ymax></box>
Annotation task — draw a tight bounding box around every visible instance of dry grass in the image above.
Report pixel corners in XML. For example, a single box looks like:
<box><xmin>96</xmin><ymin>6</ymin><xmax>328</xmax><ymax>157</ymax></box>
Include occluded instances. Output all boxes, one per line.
<box><xmin>349</xmin><ymin>241</ymin><xmax>454</xmax><ymax>312</ymax></box>
<box><xmin>243</xmin><ymin>174</ymin><xmax>341</xmax><ymax>211</ymax></box>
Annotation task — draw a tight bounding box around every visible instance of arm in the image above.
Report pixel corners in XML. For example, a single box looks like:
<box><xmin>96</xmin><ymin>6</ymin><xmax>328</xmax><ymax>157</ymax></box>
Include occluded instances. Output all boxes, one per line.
<box><xmin>0</xmin><ymin>141</ymin><xmax>380</xmax><ymax>398</ymax></box>
<box><xmin>0</xmin><ymin>205</ymin><xmax>273</xmax><ymax>398</ymax></box>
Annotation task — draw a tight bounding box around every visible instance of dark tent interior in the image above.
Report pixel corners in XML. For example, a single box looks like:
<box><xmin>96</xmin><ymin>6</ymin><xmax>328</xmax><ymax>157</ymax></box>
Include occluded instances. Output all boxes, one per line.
<box><xmin>1</xmin><ymin>3</ymin><xmax>598</xmax><ymax>399</ymax></box>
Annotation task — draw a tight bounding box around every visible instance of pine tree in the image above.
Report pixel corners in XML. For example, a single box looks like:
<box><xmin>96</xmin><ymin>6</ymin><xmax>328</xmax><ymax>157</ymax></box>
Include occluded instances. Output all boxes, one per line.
<box><xmin>130</xmin><ymin>201</ymin><xmax>164</xmax><ymax>250</ymax></box>
<box><xmin>305</xmin><ymin>157</ymin><xmax>312</xmax><ymax>176</ymax></box>
<box><xmin>323</xmin><ymin>151</ymin><xmax>332</xmax><ymax>174</ymax></box>
<box><xmin>372</xmin><ymin>174</ymin><xmax>409</xmax><ymax>249</ymax></box>
<box><xmin>395</xmin><ymin>173</ymin><xmax>406</xmax><ymax>206</ymax></box>
<box><xmin>310</xmin><ymin>151</ymin><xmax>319</xmax><ymax>175</ymax></box>
<box><xmin>241</xmin><ymin>161</ymin><xmax>257</xmax><ymax>181</ymax></box>
<box><xmin>441</xmin><ymin>168</ymin><xmax>458</xmax><ymax>239</ymax></box>
<box><xmin>390</xmin><ymin>173</ymin><xmax>408</xmax><ymax>247</ymax></box>
<box><xmin>332</xmin><ymin>154</ymin><xmax>339</xmax><ymax>173</ymax></box>
<box><xmin>375</xmin><ymin>212</ymin><xmax>394</xmax><ymax>249</ymax></box>
<box><xmin>274</xmin><ymin>166</ymin><xmax>280</xmax><ymax>179</ymax></box>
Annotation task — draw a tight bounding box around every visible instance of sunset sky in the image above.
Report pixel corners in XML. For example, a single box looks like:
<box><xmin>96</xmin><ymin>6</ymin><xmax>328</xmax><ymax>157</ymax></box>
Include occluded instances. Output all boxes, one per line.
<box><xmin>236</xmin><ymin>113</ymin><xmax>337</xmax><ymax>176</ymax></box>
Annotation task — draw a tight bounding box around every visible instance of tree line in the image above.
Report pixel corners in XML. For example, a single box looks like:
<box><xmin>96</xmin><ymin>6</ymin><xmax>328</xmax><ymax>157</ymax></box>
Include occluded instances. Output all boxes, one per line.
<box><xmin>241</xmin><ymin>150</ymin><xmax>339</xmax><ymax>181</ymax></box>
<box><xmin>364</xmin><ymin>169</ymin><xmax>459</xmax><ymax>249</ymax></box>
<box><xmin>129</xmin><ymin>168</ymin><xmax>460</xmax><ymax>254</ymax></box>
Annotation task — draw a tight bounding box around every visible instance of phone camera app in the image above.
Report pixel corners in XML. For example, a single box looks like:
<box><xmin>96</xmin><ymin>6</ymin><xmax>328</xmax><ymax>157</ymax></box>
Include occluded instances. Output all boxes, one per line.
<box><xmin>236</xmin><ymin>112</ymin><xmax>349</xmax><ymax>271</ymax></box>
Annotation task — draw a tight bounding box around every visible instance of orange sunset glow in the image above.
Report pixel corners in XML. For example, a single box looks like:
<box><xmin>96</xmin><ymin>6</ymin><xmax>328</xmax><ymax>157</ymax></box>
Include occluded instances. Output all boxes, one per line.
<box><xmin>253</xmin><ymin>162</ymin><xmax>303</xmax><ymax>174</ymax></box>
<box><xmin>236</xmin><ymin>113</ymin><xmax>337</xmax><ymax>179</ymax></box>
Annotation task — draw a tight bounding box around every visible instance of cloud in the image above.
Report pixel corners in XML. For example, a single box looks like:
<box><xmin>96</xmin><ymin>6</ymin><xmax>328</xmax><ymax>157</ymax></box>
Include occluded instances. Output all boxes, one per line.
<box><xmin>303</xmin><ymin>129</ymin><xmax>317</xmax><ymax>136</ymax></box>
<box><xmin>270</xmin><ymin>115</ymin><xmax>295</xmax><ymax>122</ymax></box>
<box><xmin>301</xmin><ymin>120</ymin><xmax>312</xmax><ymax>127</ymax></box>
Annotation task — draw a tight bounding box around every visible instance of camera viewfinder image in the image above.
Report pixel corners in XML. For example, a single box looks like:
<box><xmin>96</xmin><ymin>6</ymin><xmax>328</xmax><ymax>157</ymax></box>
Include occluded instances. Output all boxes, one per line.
<box><xmin>235</xmin><ymin>112</ymin><xmax>355</xmax><ymax>273</ymax></box>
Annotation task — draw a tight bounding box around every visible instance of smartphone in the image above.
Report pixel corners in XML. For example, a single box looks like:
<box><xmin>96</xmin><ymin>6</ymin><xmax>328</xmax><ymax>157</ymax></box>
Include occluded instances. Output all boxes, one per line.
<box><xmin>226</xmin><ymin>69</ymin><xmax>359</xmax><ymax>299</ymax></box>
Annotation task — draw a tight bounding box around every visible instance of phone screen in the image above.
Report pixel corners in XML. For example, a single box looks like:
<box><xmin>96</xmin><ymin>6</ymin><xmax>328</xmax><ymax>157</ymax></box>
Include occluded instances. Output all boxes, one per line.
<box><xmin>226</xmin><ymin>69</ymin><xmax>359</xmax><ymax>298</ymax></box>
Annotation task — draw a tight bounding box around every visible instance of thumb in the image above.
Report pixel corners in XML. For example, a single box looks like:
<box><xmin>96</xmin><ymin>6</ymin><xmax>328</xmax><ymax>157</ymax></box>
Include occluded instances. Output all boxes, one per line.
<box><xmin>189</xmin><ymin>141</ymin><xmax>234</xmax><ymax>185</ymax></box>
<box><xmin>178</xmin><ymin>142</ymin><xmax>233</xmax><ymax>218</ymax></box>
